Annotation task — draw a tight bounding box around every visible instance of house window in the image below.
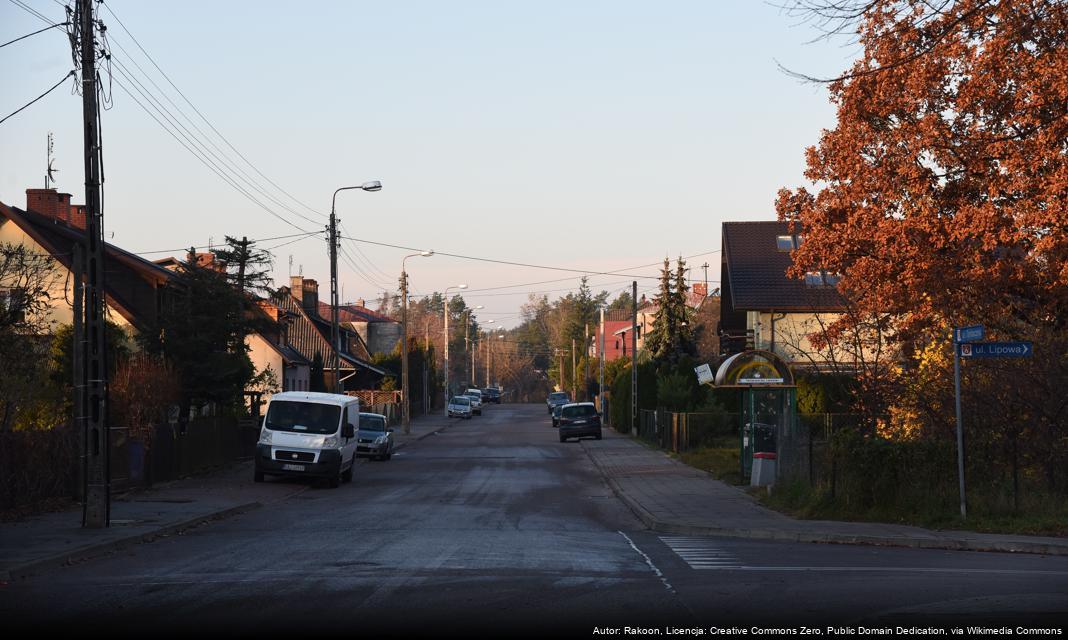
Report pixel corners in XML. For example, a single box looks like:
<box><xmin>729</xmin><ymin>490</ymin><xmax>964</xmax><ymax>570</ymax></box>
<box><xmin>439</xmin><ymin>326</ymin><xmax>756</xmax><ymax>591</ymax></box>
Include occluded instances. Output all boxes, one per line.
<box><xmin>805</xmin><ymin>270</ymin><xmax>841</xmax><ymax>287</ymax></box>
<box><xmin>777</xmin><ymin>235</ymin><xmax>802</xmax><ymax>252</ymax></box>
<box><xmin>0</xmin><ymin>288</ymin><xmax>27</xmax><ymax>323</ymax></box>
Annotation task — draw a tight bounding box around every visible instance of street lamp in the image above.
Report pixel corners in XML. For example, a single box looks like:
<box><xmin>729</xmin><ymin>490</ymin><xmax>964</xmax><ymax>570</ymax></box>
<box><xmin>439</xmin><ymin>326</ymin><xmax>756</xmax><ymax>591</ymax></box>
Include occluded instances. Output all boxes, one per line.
<box><xmin>443</xmin><ymin>284</ymin><xmax>468</xmax><ymax>414</ymax></box>
<box><xmin>329</xmin><ymin>181</ymin><xmax>381</xmax><ymax>394</ymax></box>
<box><xmin>401</xmin><ymin>250</ymin><xmax>433</xmax><ymax>435</ymax></box>
<box><xmin>473</xmin><ymin>318</ymin><xmax>493</xmax><ymax>383</ymax></box>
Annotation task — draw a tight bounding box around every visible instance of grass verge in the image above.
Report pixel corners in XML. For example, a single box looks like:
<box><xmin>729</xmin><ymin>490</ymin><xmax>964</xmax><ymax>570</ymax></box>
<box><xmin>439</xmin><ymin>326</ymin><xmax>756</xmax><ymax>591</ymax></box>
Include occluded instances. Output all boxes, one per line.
<box><xmin>759</xmin><ymin>480</ymin><xmax>1068</xmax><ymax>537</ymax></box>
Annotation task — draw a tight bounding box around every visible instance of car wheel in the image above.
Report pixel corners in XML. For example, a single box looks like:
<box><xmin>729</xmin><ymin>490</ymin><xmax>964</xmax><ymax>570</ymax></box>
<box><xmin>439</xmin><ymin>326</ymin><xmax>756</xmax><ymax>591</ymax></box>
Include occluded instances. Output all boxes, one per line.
<box><xmin>328</xmin><ymin>467</ymin><xmax>341</xmax><ymax>488</ymax></box>
<box><xmin>342</xmin><ymin>456</ymin><xmax>354</xmax><ymax>482</ymax></box>
<box><xmin>559</xmin><ymin>435</ymin><xmax>567</xmax><ymax>443</ymax></box>
<box><xmin>254</xmin><ymin>470</ymin><xmax>264</xmax><ymax>483</ymax></box>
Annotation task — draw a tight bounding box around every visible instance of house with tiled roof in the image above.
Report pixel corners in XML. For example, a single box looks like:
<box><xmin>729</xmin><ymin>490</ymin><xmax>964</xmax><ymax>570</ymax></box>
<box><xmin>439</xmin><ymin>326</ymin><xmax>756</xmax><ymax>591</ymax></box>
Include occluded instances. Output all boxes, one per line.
<box><xmin>317</xmin><ymin>299</ymin><xmax>401</xmax><ymax>356</ymax></box>
<box><xmin>0</xmin><ymin>188</ymin><xmax>181</xmax><ymax>335</ymax></box>
<box><xmin>718</xmin><ymin>221</ymin><xmax>847</xmax><ymax>368</ymax></box>
<box><xmin>274</xmin><ymin>276</ymin><xmax>388</xmax><ymax>391</ymax></box>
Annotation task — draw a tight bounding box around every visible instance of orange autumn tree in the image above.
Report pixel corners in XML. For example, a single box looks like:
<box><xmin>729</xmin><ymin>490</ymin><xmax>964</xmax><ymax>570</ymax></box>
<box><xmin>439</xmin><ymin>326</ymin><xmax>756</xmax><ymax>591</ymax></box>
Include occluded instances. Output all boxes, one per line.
<box><xmin>776</xmin><ymin>1</ymin><xmax>1068</xmax><ymax>490</ymax></box>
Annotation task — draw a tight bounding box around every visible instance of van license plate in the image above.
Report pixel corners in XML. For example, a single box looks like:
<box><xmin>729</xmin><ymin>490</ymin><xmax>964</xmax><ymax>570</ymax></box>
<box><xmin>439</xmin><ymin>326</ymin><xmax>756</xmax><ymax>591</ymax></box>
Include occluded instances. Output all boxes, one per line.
<box><xmin>282</xmin><ymin>464</ymin><xmax>305</xmax><ymax>471</ymax></box>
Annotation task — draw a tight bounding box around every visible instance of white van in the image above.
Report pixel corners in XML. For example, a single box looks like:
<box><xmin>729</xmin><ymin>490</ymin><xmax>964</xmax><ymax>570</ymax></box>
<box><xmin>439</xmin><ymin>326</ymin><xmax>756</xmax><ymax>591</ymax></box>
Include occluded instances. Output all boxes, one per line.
<box><xmin>254</xmin><ymin>391</ymin><xmax>360</xmax><ymax>488</ymax></box>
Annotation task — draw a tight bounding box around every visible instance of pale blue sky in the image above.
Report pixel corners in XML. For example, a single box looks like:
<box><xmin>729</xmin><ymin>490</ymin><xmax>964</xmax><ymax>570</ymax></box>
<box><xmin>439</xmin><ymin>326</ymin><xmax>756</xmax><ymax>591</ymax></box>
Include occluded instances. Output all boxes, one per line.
<box><xmin>1</xmin><ymin>1</ymin><xmax>857</xmax><ymax>327</ymax></box>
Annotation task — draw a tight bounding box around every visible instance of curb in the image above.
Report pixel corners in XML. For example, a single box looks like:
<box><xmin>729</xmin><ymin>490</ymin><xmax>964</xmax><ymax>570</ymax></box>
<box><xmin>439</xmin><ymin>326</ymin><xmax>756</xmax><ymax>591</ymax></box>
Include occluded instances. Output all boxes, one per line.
<box><xmin>581</xmin><ymin>441</ymin><xmax>1068</xmax><ymax>557</ymax></box>
<box><xmin>1</xmin><ymin>501</ymin><xmax>262</xmax><ymax>581</ymax></box>
<box><xmin>393</xmin><ymin>419</ymin><xmax>453</xmax><ymax>451</ymax></box>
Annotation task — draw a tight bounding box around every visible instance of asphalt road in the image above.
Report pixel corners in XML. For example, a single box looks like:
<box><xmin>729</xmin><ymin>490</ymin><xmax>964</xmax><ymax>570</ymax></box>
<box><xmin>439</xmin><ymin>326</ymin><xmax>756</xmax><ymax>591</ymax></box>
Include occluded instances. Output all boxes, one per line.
<box><xmin>3</xmin><ymin>404</ymin><xmax>1066</xmax><ymax>637</ymax></box>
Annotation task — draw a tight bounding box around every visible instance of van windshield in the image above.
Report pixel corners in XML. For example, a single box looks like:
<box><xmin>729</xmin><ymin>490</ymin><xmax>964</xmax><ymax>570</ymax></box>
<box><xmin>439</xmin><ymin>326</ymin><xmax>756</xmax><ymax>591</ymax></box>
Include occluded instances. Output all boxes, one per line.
<box><xmin>265</xmin><ymin>401</ymin><xmax>341</xmax><ymax>435</ymax></box>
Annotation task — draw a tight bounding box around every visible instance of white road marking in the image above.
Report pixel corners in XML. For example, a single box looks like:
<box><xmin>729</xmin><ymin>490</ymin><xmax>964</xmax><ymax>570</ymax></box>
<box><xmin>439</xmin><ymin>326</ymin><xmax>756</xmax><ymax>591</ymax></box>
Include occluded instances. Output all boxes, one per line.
<box><xmin>659</xmin><ymin>536</ymin><xmax>742</xmax><ymax>570</ymax></box>
<box><xmin>618</xmin><ymin>531</ymin><xmax>676</xmax><ymax>593</ymax></box>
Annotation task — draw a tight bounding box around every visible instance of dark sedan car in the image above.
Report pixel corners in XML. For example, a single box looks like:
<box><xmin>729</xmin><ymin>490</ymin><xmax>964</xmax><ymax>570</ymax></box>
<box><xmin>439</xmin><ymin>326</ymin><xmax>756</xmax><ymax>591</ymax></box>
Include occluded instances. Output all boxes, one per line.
<box><xmin>482</xmin><ymin>387</ymin><xmax>502</xmax><ymax>404</ymax></box>
<box><xmin>557</xmin><ymin>402</ymin><xmax>602</xmax><ymax>442</ymax></box>
<box><xmin>546</xmin><ymin>391</ymin><xmax>570</xmax><ymax>414</ymax></box>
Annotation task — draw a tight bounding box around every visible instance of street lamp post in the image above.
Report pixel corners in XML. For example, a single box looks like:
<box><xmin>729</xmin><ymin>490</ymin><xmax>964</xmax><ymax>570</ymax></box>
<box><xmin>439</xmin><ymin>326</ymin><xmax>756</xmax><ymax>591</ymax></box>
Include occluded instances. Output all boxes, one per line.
<box><xmin>329</xmin><ymin>180</ymin><xmax>381</xmax><ymax>394</ymax></box>
<box><xmin>401</xmin><ymin>250</ymin><xmax>433</xmax><ymax>435</ymax></box>
<box><xmin>443</xmin><ymin>284</ymin><xmax>468</xmax><ymax>414</ymax></box>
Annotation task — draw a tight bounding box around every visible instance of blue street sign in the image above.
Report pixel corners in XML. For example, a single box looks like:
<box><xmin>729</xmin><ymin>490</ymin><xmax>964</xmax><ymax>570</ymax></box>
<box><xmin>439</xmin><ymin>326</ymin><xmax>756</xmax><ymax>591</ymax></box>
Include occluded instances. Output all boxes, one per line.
<box><xmin>958</xmin><ymin>342</ymin><xmax>1032</xmax><ymax>358</ymax></box>
<box><xmin>954</xmin><ymin>325</ymin><xmax>984</xmax><ymax>343</ymax></box>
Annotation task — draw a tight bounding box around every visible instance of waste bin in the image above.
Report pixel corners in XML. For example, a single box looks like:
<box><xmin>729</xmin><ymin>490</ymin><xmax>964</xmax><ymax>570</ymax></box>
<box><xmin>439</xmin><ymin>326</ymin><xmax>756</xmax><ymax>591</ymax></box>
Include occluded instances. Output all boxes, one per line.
<box><xmin>750</xmin><ymin>451</ymin><xmax>777</xmax><ymax>487</ymax></box>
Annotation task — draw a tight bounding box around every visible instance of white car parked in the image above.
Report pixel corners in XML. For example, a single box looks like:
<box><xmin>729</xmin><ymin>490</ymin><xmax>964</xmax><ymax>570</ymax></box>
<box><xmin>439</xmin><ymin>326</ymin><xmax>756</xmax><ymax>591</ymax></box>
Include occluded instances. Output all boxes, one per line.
<box><xmin>464</xmin><ymin>389</ymin><xmax>483</xmax><ymax>415</ymax></box>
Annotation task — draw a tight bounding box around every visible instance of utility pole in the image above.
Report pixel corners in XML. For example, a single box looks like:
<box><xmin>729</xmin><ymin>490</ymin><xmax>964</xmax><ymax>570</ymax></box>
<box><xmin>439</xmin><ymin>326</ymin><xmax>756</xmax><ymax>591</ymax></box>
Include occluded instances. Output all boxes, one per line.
<box><xmin>631</xmin><ymin>280</ymin><xmax>638</xmax><ymax>436</ymax></box>
<box><xmin>236</xmin><ymin>236</ymin><xmax>249</xmax><ymax>294</ymax></box>
<box><xmin>598</xmin><ymin>306</ymin><xmax>605</xmax><ymax>415</ymax></box>
<box><xmin>329</xmin><ymin>182</ymin><xmax>381</xmax><ymax>395</ymax></box>
<box><xmin>485</xmin><ymin>337</ymin><xmax>490</xmax><ymax>387</ymax></box>
<box><xmin>557</xmin><ymin>349</ymin><xmax>565</xmax><ymax>393</ymax></box>
<box><xmin>328</xmin><ymin>210</ymin><xmax>341</xmax><ymax>394</ymax></box>
<box><xmin>76</xmin><ymin>0</ymin><xmax>109</xmax><ymax>528</ymax></box>
<box><xmin>400</xmin><ymin>269</ymin><xmax>410</xmax><ymax>434</ymax></box>
<box><xmin>584</xmin><ymin>322</ymin><xmax>590</xmax><ymax>402</ymax></box>
<box><xmin>572</xmin><ymin>338</ymin><xmax>577</xmax><ymax>401</ymax></box>
<box><xmin>701</xmin><ymin>262</ymin><xmax>709</xmax><ymax>291</ymax></box>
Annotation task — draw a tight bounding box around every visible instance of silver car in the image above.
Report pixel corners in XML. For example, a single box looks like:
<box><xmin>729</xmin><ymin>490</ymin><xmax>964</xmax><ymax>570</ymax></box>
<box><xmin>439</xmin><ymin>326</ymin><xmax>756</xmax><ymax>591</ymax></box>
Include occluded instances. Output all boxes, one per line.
<box><xmin>356</xmin><ymin>412</ymin><xmax>394</xmax><ymax>460</ymax></box>
<box><xmin>448</xmin><ymin>395</ymin><xmax>473</xmax><ymax>419</ymax></box>
<box><xmin>464</xmin><ymin>389</ymin><xmax>483</xmax><ymax>416</ymax></box>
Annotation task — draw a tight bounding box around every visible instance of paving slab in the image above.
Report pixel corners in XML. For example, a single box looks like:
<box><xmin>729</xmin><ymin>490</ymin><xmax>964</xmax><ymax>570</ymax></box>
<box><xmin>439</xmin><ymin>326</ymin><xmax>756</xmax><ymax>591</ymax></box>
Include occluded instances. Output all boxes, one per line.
<box><xmin>583</xmin><ymin>430</ymin><xmax>1068</xmax><ymax>556</ymax></box>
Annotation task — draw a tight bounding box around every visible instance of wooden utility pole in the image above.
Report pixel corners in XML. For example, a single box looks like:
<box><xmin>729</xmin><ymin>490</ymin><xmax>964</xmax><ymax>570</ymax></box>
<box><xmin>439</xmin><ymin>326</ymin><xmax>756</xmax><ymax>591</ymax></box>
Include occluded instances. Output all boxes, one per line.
<box><xmin>76</xmin><ymin>0</ymin><xmax>109</xmax><ymax>528</ymax></box>
<box><xmin>584</xmin><ymin>322</ymin><xmax>590</xmax><ymax>401</ymax></box>
<box><xmin>400</xmin><ymin>269</ymin><xmax>410</xmax><ymax>433</ymax></box>
<box><xmin>631</xmin><ymin>281</ymin><xmax>638</xmax><ymax>436</ymax></box>
<box><xmin>598</xmin><ymin>306</ymin><xmax>605</xmax><ymax>414</ymax></box>
<box><xmin>572</xmin><ymin>338</ymin><xmax>577</xmax><ymax>400</ymax></box>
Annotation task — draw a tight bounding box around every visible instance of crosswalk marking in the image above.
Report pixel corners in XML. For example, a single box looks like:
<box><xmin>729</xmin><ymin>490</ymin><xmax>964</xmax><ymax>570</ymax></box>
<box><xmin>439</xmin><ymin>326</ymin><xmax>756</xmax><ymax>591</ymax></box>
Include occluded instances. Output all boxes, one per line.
<box><xmin>659</xmin><ymin>536</ymin><xmax>742</xmax><ymax>569</ymax></box>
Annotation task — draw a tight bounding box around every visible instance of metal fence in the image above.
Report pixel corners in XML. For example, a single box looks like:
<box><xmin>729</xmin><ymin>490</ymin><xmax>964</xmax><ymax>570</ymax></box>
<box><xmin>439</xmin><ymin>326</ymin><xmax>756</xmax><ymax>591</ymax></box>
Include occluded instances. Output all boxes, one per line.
<box><xmin>635</xmin><ymin>409</ymin><xmax>880</xmax><ymax>490</ymax></box>
<box><xmin>637</xmin><ymin>410</ymin><xmax>740</xmax><ymax>453</ymax></box>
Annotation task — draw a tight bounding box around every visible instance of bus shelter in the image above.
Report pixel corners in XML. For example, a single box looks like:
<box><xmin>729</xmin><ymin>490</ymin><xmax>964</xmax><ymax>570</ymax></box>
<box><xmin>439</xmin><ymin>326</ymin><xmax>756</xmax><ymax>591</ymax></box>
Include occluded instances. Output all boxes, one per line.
<box><xmin>712</xmin><ymin>350</ymin><xmax>797</xmax><ymax>484</ymax></box>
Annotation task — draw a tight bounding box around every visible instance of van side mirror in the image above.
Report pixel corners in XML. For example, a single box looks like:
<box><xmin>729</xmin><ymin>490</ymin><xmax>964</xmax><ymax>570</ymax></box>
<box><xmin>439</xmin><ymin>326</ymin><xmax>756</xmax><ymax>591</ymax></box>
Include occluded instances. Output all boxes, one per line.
<box><xmin>342</xmin><ymin>423</ymin><xmax>355</xmax><ymax>438</ymax></box>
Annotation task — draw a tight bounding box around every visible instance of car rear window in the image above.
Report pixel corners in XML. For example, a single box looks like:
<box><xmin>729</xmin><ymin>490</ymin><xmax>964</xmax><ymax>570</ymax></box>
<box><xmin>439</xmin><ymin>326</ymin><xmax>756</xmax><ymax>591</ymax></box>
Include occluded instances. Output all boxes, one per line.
<box><xmin>562</xmin><ymin>405</ymin><xmax>597</xmax><ymax>419</ymax></box>
<box><xmin>550</xmin><ymin>393</ymin><xmax>569</xmax><ymax>401</ymax></box>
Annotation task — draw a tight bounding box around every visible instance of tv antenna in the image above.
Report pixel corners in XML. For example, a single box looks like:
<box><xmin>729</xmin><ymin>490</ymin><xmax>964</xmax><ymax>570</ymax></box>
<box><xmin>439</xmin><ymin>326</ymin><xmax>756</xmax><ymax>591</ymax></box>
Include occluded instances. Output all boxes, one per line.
<box><xmin>45</xmin><ymin>132</ymin><xmax>58</xmax><ymax>189</ymax></box>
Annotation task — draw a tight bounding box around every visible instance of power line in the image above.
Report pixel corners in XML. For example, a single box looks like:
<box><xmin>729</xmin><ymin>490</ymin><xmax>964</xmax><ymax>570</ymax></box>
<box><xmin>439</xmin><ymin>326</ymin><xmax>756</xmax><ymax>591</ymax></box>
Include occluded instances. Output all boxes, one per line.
<box><xmin>109</xmin><ymin>74</ymin><xmax>313</xmax><ymax>234</ymax></box>
<box><xmin>0</xmin><ymin>20</ymin><xmax>68</xmax><ymax>48</ymax></box>
<box><xmin>100</xmin><ymin>1</ymin><xmax>327</xmax><ymax>221</ymax></box>
<box><xmin>106</xmin><ymin>49</ymin><xmax>323</xmax><ymax>227</ymax></box>
<box><xmin>131</xmin><ymin>231</ymin><xmax>321</xmax><ymax>255</ymax></box>
<box><xmin>6</xmin><ymin>0</ymin><xmax>55</xmax><ymax>25</ymax></box>
<box><xmin>0</xmin><ymin>70</ymin><xmax>74</xmax><ymax>126</ymax></box>
<box><xmin>338</xmin><ymin>233</ymin><xmax>663</xmax><ymax>279</ymax></box>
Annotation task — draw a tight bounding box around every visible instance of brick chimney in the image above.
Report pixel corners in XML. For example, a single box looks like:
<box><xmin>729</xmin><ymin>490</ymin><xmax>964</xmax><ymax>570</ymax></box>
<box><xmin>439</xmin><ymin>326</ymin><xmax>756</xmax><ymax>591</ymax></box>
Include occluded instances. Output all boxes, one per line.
<box><xmin>355</xmin><ymin>298</ymin><xmax>366</xmax><ymax>308</ymax></box>
<box><xmin>301</xmin><ymin>278</ymin><xmax>319</xmax><ymax>316</ymax></box>
<box><xmin>26</xmin><ymin>188</ymin><xmax>87</xmax><ymax>229</ymax></box>
<box><xmin>290</xmin><ymin>276</ymin><xmax>304</xmax><ymax>303</ymax></box>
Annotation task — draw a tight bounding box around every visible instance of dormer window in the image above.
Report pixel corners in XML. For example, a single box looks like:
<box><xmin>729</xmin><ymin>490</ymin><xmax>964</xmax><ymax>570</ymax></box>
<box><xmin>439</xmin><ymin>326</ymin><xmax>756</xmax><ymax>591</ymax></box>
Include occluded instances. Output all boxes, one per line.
<box><xmin>777</xmin><ymin>235</ymin><xmax>802</xmax><ymax>251</ymax></box>
<box><xmin>805</xmin><ymin>270</ymin><xmax>841</xmax><ymax>287</ymax></box>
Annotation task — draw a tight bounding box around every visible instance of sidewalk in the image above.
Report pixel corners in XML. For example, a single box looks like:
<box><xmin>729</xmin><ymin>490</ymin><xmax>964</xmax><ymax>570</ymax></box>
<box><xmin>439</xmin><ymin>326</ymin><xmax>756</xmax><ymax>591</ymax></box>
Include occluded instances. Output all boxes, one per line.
<box><xmin>583</xmin><ymin>430</ymin><xmax>1068</xmax><ymax>556</ymax></box>
<box><xmin>0</xmin><ymin>411</ymin><xmax>455</xmax><ymax>581</ymax></box>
